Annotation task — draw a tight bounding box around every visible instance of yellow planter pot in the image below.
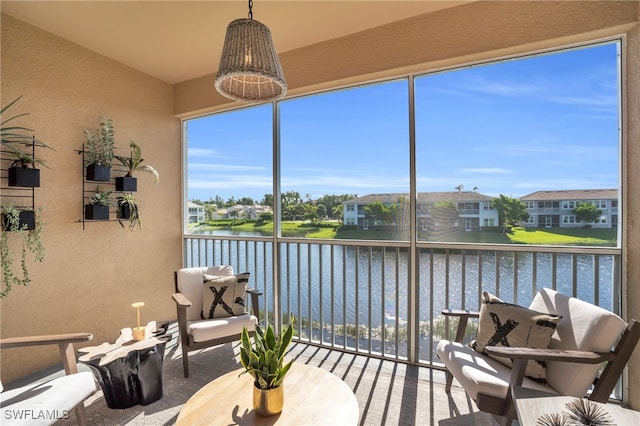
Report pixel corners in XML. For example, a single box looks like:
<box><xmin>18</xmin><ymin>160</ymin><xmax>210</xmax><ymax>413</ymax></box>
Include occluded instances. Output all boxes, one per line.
<box><xmin>253</xmin><ymin>385</ymin><xmax>284</xmax><ymax>416</ymax></box>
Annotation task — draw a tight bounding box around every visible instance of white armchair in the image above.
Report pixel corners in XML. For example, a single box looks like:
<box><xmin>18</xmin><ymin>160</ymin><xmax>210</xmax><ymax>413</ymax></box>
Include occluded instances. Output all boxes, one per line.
<box><xmin>436</xmin><ymin>288</ymin><xmax>640</xmax><ymax>425</ymax></box>
<box><xmin>0</xmin><ymin>332</ymin><xmax>97</xmax><ymax>426</ymax></box>
<box><xmin>172</xmin><ymin>266</ymin><xmax>260</xmax><ymax>377</ymax></box>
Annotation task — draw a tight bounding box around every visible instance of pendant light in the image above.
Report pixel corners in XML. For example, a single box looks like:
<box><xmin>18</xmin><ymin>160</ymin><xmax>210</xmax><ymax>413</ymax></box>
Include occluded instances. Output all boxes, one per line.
<box><xmin>215</xmin><ymin>0</ymin><xmax>287</xmax><ymax>103</ymax></box>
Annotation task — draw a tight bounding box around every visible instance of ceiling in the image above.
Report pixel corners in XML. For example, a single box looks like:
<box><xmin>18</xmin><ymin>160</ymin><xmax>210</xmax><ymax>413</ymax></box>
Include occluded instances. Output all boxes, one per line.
<box><xmin>0</xmin><ymin>1</ymin><xmax>471</xmax><ymax>84</ymax></box>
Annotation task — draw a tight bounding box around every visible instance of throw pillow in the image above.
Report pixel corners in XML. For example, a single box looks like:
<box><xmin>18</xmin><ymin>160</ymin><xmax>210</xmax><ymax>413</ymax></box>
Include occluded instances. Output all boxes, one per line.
<box><xmin>201</xmin><ymin>272</ymin><xmax>250</xmax><ymax>319</ymax></box>
<box><xmin>470</xmin><ymin>291</ymin><xmax>562</xmax><ymax>382</ymax></box>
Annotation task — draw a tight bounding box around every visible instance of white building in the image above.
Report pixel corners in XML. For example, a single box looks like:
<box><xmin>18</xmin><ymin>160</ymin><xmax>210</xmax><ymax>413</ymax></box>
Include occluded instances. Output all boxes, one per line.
<box><xmin>187</xmin><ymin>201</ymin><xmax>205</xmax><ymax>223</ymax></box>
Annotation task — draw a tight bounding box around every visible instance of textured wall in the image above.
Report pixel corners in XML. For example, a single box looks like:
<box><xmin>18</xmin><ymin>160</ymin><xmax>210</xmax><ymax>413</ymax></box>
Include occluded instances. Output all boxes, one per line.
<box><xmin>174</xmin><ymin>0</ymin><xmax>639</xmax><ymax>116</ymax></box>
<box><xmin>624</xmin><ymin>5</ymin><xmax>640</xmax><ymax>410</ymax></box>
<box><xmin>1</xmin><ymin>14</ymin><xmax>182</xmax><ymax>383</ymax></box>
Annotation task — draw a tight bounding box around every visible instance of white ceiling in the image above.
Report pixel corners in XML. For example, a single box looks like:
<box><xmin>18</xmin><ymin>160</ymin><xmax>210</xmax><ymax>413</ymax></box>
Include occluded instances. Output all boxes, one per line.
<box><xmin>1</xmin><ymin>1</ymin><xmax>470</xmax><ymax>84</ymax></box>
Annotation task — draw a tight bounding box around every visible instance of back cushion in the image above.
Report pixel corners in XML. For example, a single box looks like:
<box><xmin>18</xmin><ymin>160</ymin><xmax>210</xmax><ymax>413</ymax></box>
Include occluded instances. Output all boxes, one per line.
<box><xmin>201</xmin><ymin>272</ymin><xmax>250</xmax><ymax>319</ymax></box>
<box><xmin>471</xmin><ymin>291</ymin><xmax>561</xmax><ymax>382</ymax></box>
<box><xmin>176</xmin><ymin>266</ymin><xmax>234</xmax><ymax>321</ymax></box>
<box><xmin>528</xmin><ymin>288</ymin><xmax>626</xmax><ymax>397</ymax></box>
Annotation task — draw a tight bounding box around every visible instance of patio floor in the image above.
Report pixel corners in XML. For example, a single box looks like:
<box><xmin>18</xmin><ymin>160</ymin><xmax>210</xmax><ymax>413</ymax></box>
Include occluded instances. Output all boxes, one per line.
<box><xmin>55</xmin><ymin>322</ymin><xmax>499</xmax><ymax>425</ymax></box>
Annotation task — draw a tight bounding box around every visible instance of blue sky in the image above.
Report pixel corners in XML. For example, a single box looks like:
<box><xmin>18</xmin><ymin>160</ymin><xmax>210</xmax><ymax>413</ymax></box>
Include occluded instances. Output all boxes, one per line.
<box><xmin>187</xmin><ymin>42</ymin><xmax>619</xmax><ymax>203</ymax></box>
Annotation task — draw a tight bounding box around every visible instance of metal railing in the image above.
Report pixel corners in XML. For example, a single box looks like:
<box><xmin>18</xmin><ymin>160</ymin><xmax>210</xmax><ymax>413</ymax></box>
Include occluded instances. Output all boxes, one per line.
<box><xmin>184</xmin><ymin>235</ymin><xmax>621</xmax><ymax>367</ymax></box>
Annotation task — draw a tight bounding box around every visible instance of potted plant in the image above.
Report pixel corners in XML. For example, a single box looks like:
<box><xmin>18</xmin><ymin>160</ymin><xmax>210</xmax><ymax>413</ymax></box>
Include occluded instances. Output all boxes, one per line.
<box><xmin>1</xmin><ymin>96</ymin><xmax>54</xmax><ymax>187</ymax></box>
<box><xmin>117</xmin><ymin>193</ymin><xmax>142</xmax><ymax>230</ymax></box>
<box><xmin>114</xmin><ymin>141</ymin><xmax>159</xmax><ymax>191</ymax></box>
<box><xmin>85</xmin><ymin>187</ymin><xmax>114</xmax><ymax>220</ymax></box>
<box><xmin>239</xmin><ymin>321</ymin><xmax>294</xmax><ymax>416</ymax></box>
<box><xmin>84</xmin><ymin>117</ymin><xmax>115</xmax><ymax>181</ymax></box>
<box><xmin>1</xmin><ymin>204</ymin><xmax>45</xmax><ymax>298</ymax></box>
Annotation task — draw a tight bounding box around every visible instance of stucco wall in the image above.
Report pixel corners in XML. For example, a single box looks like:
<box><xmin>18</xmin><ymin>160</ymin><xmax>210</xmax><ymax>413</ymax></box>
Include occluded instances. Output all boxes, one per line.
<box><xmin>174</xmin><ymin>0</ymin><xmax>639</xmax><ymax>117</ymax></box>
<box><xmin>1</xmin><ymin>14</ymin><xmax>182</xmax><ymax>383</ymax></box>
<box><xmin>623</xmin><ymin>4</ymin><xmax>640</xmax><ymax>410</ymax></box>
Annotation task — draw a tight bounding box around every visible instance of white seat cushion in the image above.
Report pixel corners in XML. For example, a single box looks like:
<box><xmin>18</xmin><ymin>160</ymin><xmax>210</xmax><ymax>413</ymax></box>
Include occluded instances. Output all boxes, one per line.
<box><xmin>436</xmin><ymin>340</ymin><xmax>555</xmax><ymax>401</ymax></box>
<box><xmin>528</xmin><ymin>288</ymin><xmax>626</xmax><ymax>397</ymax></box>
<box><xmin>0</xmin><ymin>371</ymin><xmax>96</xmax><ymax>426</ymax></box>
<box><xmin>188</xmin><ymin>313</ymin><xmax>258</xmax><ymax>343</ymax></box>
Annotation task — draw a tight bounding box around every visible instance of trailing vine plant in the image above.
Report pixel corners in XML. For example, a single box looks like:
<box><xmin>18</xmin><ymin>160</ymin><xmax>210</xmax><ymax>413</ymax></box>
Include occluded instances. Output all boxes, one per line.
<box><xmin>0</xmin><ymin>205</ymin><xmax>46</xmax><ymax>298</ymax></box>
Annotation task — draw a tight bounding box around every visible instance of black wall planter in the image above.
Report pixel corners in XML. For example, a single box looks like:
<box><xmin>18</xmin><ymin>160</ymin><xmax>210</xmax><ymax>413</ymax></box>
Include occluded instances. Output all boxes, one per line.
<box><xmin>8</xmin><ymin>167</ymin><xmax>40</xmax><ymax>187</ymax></box>
<box><xmin>119</xmin><ymin>203</ymin><xmax>131</xmax><ymax>220</ymax></box>
<box><xmin>85</xmin><ymin>204</ymin><xmax>109</xmax><ymax>220</ymax></box>
<box><xmin>86</xmin><ymin>164</ymin><xmax>111</xmax><ymax>182</ymax></box>
<box><xmin>116</xmin><ymin>176</ymin><xmax>137</xmax><ymax>192</ymax></box>
<box><xmin>2</xmin><ymin>210</ymin><xmax>36</xmax><ymax>231</ymax></box>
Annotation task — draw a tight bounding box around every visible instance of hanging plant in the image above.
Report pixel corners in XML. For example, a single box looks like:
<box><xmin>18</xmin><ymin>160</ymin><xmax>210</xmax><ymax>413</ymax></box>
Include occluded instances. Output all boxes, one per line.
<box><xmin>117</xmin><ymin>193</ymin><xmax>142</xmax><ymax>231</ymax></box>
<box><xmin>0</xmin><ymin>205</ymin><xmax>45</xmax><ymax>298</ymax></box>
<box><xmin>115</xmin><ymin>141</ymin><xmax>159</xmax><ymax>191</ymax></box>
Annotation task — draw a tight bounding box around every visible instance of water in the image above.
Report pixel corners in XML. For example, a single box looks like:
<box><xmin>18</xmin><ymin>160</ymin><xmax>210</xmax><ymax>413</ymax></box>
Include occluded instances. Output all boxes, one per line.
<box><xmin>186</xmin><ymin>231</ymin><xmax>616</xmax><ymax>329</ymax></box>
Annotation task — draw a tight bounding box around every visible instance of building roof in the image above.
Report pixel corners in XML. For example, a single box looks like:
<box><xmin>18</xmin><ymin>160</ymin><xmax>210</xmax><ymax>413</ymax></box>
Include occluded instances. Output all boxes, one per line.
<box><xmin>188</xmin><ymin>201</ymin><xmax>204</xmax><ymax>209</ymax></box>
<box><xmin>519</xmin><ymin>189</ymin><xmax>618</xmax><ymax>201</ymax></box>
<box><xmin>345</xmin><ymin>192</ymin><xmax>494</xmax><ymax>204</ymax></box>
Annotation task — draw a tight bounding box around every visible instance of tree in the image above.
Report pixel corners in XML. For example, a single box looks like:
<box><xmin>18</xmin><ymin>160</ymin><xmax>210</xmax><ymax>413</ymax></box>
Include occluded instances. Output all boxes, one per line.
<box><xmin>573</xmin><ymin>202</ymin><xmax>602</xmax><ymax>226</ymax></box>
<box><xmin>430</xmin><ymin>200</ymin><xmax>459</xmax><ymax>228</ymax></box>
<box><xmin>238</xmin><ymin>197</ymin><xmax>255</xmax><ymax>205</ymax></box>
<box><xmin>225</xmin><ymin>196</ymin><xmax>237</xmax><ymax>207</ymax></box>
<box><xmin>259</xmin><ymin>212</ymin><xmax>273</xmax><ymax>222</ymax></box>
<box><xmin>260</xmin><ymin>194</ymin><xmax>273</xmax><ymax>207</ymax></box>
<box><xmin>491</xmin><ymin>194</ymin><xmax>529</xmax><ymax>229</ymax></box>
<box><xmin>364</xmin><ymin>201</ymin><xmax>397</xmax><ymax>225</ymax></box>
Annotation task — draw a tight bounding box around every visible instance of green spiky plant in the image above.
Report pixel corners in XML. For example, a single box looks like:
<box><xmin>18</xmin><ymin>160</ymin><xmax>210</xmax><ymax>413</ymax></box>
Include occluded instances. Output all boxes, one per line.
<box><xmin>115</xmin><ymin>141</ymin><xmax>159</xmax><ymax>182</ymax></box>
<box><xmin>84</xmin><ymin>117</ymin><xmax>115</xmax><ymax>167</ymax></box>
<box><xmin>89</xmin><ymin>187</ymin><xmax>114</xmax><ymax>207</ymax></box>
<box><xmin>1</xmin><ymin>95</ymin><xmax>54</xmax><ymax>168</ymax></box>
<box><xmin>240</xmin><ymin>321</ymin><xmax>294</xmax><ymax>390</ymax></box>
<box><xmin>117</xmin><ymin>193</ymin><xmax>141</xmax><ymax>231</ymax></box>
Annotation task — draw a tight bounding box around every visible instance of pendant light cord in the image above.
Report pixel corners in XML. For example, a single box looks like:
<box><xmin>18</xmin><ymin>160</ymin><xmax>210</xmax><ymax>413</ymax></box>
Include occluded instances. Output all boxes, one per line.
<box><xmin>248</xmin><ymin>0</ymin><xmax>253</xmax><ymax>20</ymax></box>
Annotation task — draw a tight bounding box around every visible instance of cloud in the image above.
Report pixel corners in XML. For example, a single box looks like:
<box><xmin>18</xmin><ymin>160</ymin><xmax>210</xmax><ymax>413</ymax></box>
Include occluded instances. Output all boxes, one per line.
<box><xmin>461</xmin><ymin>168</ymin><xmax>513</xmax><ymax>174</ymax></box>
<box><xmin>190</xmin><ymin>163</ymin><xmax>266</xmax><ymax>172</ymax></box>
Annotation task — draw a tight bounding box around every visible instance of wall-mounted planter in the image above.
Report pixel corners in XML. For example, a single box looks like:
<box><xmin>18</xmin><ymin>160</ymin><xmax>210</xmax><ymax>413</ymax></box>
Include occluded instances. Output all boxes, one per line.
<box><xmin>2</xmin><ymin>210</ymin><xmax>36</xmax><ymax>231</ymax></box>
<box><xmin>115</xmin><ymin>176</ymin><xmax>137</xmax><ymax>192</ymax></box>
<box><xmin>86</xmin><ymin>164</ymin><xmax>111</xmax><ymax>182</ymax></box>
<box><xmin>85</xmin><ymin>204</ymin><xmax>109</xmax><ymax>220</ymax></box>
<box><xmin>8</xmin><ymin>166</ymin><xmax>40</xmax><ymax>187</ymax></box>
<box><xmin>118</xmin><ymin>204</ymin><xmax>131</xmax><ymax>220</ymax></box>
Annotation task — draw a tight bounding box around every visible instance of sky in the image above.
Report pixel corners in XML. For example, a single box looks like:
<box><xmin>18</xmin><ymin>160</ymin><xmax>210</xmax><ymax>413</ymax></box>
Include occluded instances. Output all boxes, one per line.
<box><xmin>187</xmin><ymin>42</ymin><xmax>619</xmax><ymax>203</ymax></box>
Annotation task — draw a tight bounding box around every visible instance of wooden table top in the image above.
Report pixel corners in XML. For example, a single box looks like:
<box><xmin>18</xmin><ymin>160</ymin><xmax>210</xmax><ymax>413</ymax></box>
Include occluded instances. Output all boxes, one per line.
<box><xmin>176</xmin><ymin>363</ymin><xmax>359</xmax><ymax>426</ymax></box>
<box><xmin>512</xmin><ymin>386</ymin><xmax>640</xmax><ymax>425</ymax></box>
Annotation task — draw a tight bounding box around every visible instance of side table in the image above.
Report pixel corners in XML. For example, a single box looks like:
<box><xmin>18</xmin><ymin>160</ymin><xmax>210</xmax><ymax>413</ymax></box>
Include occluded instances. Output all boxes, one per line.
<box><xmin>78</xmin><ymin>321</ymin><xmax>169</xmax><ymax>409</ymax></box>
<box><xmin>512</xmin><ymin>386</ymin><xmax>640</xmax><ymax>425</ymax></box>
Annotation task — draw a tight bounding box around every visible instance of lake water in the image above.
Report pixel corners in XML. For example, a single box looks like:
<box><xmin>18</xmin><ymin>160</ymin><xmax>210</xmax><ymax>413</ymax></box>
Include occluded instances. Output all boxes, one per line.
<box><xmin>186</xmin><ymin>230</ymin><xmax>616</xmax><ymax>330</ymax></box>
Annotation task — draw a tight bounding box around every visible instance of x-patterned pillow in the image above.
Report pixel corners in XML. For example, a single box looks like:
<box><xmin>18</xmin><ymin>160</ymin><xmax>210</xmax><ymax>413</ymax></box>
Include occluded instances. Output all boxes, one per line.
<box><xmin>470</xmin><ymin>291</ymin><xmax>562</xmax><ymax>382</ymax></box>
<box><xmin>201</xmin><ymin>272</ymin><xmax>250</xmax><ymax>319</ymax></box>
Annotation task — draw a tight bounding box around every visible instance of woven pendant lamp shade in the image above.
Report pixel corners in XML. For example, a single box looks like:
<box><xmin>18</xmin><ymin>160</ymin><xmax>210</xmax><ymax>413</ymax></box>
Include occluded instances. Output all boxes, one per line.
<box><xmin>215</xmin><ymin>18</ymin><xmax>287</xmax><ymax>103</ymax></box>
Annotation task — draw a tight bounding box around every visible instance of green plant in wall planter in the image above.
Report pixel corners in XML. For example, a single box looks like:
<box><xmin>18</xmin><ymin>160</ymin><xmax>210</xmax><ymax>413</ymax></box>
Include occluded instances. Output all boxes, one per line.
<box><xmin>117</xmin><ymin>193</ymin><xmax>142</xmax><ymax>231</ymax></box>
<box><xmin>1</xmin><ymin>96</ymin><xmax>54</xmax><ymax>187</ymax></box>
<box><xmin>1</xmin><ymin>205</ymin><xmax>45</xmax><ymax>299</ymax></box>
<box><xmin>84</xmin><ymin>117</ymin><xmax>115</xmax><ymax>182</ymax></box>
<box><xmin>115</xmin><ymin>141</ymin><xmax>159</xmax><ymax>191</ymax></box>
<box><xmin>85</xmin><ymin>187</ymin><xmax>114</xmax><ymax>220</ymax></box>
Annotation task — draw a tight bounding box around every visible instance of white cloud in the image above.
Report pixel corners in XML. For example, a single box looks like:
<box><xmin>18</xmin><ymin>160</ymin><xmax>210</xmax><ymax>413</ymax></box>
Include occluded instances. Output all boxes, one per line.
<box><xmin>461</xmin><ymin>168</ymin><xmax>513</xmax><ymax>174</ymax></box>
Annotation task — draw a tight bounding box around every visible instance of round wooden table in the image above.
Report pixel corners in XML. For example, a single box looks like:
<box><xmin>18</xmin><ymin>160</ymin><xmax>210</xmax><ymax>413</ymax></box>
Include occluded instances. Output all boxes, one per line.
<box><xmin>176</xmin><ymin>363</ymin><xmax>359</xmax><ymax>425</ymax></box>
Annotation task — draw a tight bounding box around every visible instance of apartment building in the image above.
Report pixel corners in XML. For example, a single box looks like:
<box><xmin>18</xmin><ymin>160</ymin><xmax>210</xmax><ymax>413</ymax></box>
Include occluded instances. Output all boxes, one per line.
<box><xmin>343</xmin><ymin>191</ymin><xmax>498</xmax><ymax>232</ymax></box>
<box><xmin>520</xmin><ymin>189</ymin><xmax>618</xmax><ymax>229</ymax></box>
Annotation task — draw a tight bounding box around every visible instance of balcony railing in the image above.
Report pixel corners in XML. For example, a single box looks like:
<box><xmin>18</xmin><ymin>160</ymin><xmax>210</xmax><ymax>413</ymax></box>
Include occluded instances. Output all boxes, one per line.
<box><xmin>184</xmin><ymin>235</ymin><xmax>621</xmax><ymax>367</ymax></box>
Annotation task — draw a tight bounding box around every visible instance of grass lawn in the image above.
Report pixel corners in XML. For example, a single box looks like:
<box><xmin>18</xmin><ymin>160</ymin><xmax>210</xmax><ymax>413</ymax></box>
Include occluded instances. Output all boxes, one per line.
<box><xmin>508</xmin><ymin>227</ymin><xmax>617</xmax><ymax>246</ymax></box>
<box><xmin>193</xmin><ymin>221</ymin><xmax>617</xmax><ymax>246</ymax></box>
